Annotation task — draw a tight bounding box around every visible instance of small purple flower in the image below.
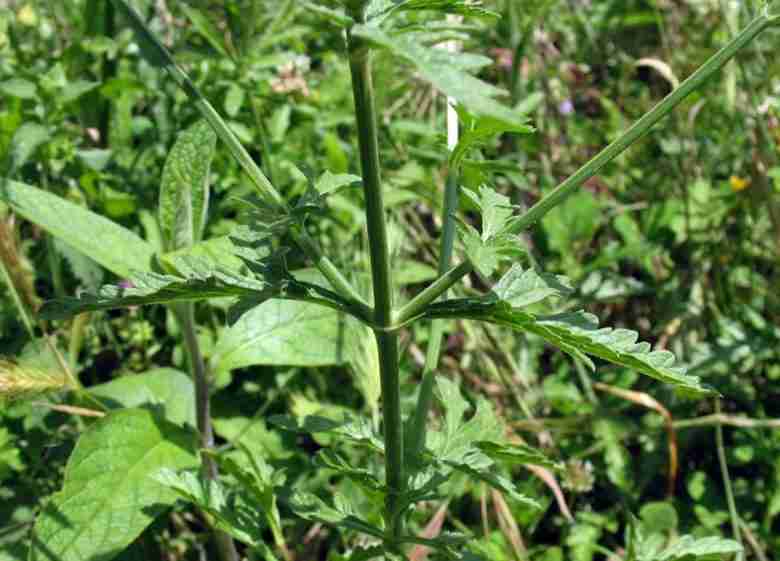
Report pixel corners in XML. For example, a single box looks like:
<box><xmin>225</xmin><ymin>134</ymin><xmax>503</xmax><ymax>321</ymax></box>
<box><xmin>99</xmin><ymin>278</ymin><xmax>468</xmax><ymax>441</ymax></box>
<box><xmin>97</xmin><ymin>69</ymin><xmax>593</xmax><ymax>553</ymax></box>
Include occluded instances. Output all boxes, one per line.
<box><xmin>558</xmin><ymin>99</ymin><xmax>575</xmax><ymax>116</ymax></box>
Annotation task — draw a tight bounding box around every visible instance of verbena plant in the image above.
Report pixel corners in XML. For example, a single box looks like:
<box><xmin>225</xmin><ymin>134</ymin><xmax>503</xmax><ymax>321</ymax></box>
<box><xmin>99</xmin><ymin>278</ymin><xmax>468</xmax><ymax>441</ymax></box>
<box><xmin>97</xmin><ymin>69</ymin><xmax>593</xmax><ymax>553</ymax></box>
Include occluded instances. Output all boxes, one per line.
<box><xmin>3</xmin><ymin>1</ymin><xmax>780</xmax><ymax>560</ymax></box>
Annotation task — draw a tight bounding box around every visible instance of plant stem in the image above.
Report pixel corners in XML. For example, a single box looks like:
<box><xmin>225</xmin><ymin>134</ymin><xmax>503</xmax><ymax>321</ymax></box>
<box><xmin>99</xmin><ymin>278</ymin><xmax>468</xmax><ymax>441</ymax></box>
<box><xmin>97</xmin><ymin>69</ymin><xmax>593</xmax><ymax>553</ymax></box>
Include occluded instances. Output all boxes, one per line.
<box><xmin>507</xmin><ymin>11</ymin><xmax>775</xmax><ymax>236</ymax></box>
<box><xmin>715</xmin><ymin>399</ymin><xmax>744</xmax><ymax>560</ymax></box>
<box><xmin>346</xmin><ymin>5</ymin><xmax>404</xmax><ymax>547</ymax></box>
<box><xmin>176</xmin><ymin>303</ymin><xmax>239</xmax><ymax>561</ymax></box>
<box><xmin>392</xmin><ymin>11</ymin><xmax>777</xmax><ymax>312</ymax></box>
<box><xmin>394</xmin><ymin>261</ymin><xmax>471</xmax><ymax>325</ymax></box>
<box><xmin>113</xmin><ymin>0</ymin><xmax>366</xmax><ymax>309</ymax></box>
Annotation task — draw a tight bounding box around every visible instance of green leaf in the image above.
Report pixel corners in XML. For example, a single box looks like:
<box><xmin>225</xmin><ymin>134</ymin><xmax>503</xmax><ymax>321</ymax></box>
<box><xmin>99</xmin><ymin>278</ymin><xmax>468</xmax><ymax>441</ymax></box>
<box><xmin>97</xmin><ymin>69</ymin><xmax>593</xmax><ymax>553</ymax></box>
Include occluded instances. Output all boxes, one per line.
<box><xmin>30</xmin><ymin>409</ymin><xmax>198</xmax><ymax>561</ymax></box>
<box><xmin>181</xmin><ymin>6</ymin><xmax>231</xmax><ymax>59</ymax></box>
<box><xmin>450</xmin><ymin>107</ymin><xmax>531</xmax><ymax>170</ymax></box>
<box><xmin>352</xmin><ymin>25</ymin><xmax>533</xmax><ymax>129</ymax></box>
<box><xmin>489</xmin><ymin>265</ymin><xmax>572</xmax><ymax>308</ymax></box>
<box><xmin>458</xmin><ymin>186</ymin><xmax>524</xmax><ymax>276</ymax></box>
<box><xmin>287</xmin><ymin>491</ymin><xmax>385</xmax><ymax>539</ymax></box>
<box><xmin>39</xmin><ymin>255</ymin><xmax>275</xmax><ymax>320</ymax></box>
<box><xmin>654</xmin><ymin>536</ymin><xmax>742</xmax><ymax>561</ymax></box>
<box><xmin>475</xmin><ymin>441</ymin><xmax>562</xmax><ymax>471</ymax></box>
<box><xmin>447</xmin><ymin>456</ymin><xmax>539</xmax><ymax>509</ymax></box>
<box><xmin>0</xmin><ymin>78</ymin><xmax>37</xmax><ymax>99</ymax></box>
<box><xmin>159</xmin><ymin>120</ymin><xmax>217</xmax><ymax>251</ymax></box>
<box><xmin>314</xmin><ymin>449</ymin><xmax>384</xmax><ymax>493</ymax></box>
<box><xmin>88</xmin><ymin>368</ymin><xmax>196</xmax><ymax>427</ymax></box>
<box><xmin>0</xmin><ymin>179</ymin><xmax>155</xmax><ymax>277</ymax></box>
<box><xmin>8</xmin><ymin>123</ymin><xmax>48</xmax><ymax>172</ymax></box>
<box><xmin>153</xmin><ymin>468</ymin><xmax>264</xmax><ymax>546</ymax></box>
<box><xmin>426</xmin><ymin>303</ymin><xmax>714</xmax><ymax>396</ymax></box>
<box><xmin>301</xmin><ymin>2</ymin><xmax>355</xmax><ymax>27</ymax></box>
<box><xmin>315</xmin><ymin>170</ymin><xmax>362</xmax><ymax>196</ymax></box>
<box><xmin>392</xmin><ymin>0</ymin><xmax>500</xmax><ymax>17</ymax></box>
<box><xmin>269</xmin><ymin>414</ymin><xmax>384</xmax><ymax>452</ymax></box>
<box><xmin>211</xmin><ymin>300</ymin><xmax>351</xmax><ymax>370</ymax></box>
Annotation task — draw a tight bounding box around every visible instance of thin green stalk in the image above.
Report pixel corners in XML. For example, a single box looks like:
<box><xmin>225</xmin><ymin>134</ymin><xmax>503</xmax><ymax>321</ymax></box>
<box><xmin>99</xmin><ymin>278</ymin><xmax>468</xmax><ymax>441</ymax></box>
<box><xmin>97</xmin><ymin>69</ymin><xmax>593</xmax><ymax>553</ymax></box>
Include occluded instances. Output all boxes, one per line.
<box><xmin>346</xmin><ymin>4</ymin><xmax>404</xmax><ymax>547</ymax></box>
<box><xmin>394</xmin><ymin>261</ymin><xmax>471</xmax><ymax>325</ymax></box>
<box><xmin>175</xmin><ymin>303</ymin><xmax>239</xmax><ymax>561</ymax></box>
<box><xmin>509</xmin><ymin>11</ymin><xmax>776</xmax><ymax>235</ymax></box>
<box><xmin>408</xmin><ymin>169</ymin><xmax>460</xmax><ymax>460</ymax></box>
<box><xmin>715</xmin><ymin>399</ymin><xmax>744</xmax><ymax>560</ymax></box>
<box><xmin>113</xmin><ymin>0</ymin><xmax>366</xmax><ymax>309</ymax></box>
<box><xmin>393</xmin><ymin>11</ymin><xmax>779</xmax><ymax>312</ymax></box>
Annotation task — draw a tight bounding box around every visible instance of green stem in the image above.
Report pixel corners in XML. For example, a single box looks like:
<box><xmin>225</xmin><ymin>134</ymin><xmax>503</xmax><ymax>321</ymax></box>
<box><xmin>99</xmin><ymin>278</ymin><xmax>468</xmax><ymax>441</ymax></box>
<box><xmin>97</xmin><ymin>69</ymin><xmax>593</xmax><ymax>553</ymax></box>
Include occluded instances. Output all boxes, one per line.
<box><xmin>508</xmin><ymin>11</ymin><xmax>776</xmax><ymax>236</ymax></box>
<box><xmin>394</xmin><ymin>261</ymin><xmax>471</xmax><ymax>326</ymax></box>
<box><xmin>715</xmin><ymin>399</ymin><xmax>744</xmax><ymax>560</ymax></box>
<box><xmin>113</xmin><ymin>0</ymin><xmax>364</xmax><ymax>308</ymax></box>
<box><xmin>408</xmin><ymin>170</ymin><xmax>460</xmax><ymax>461</ymax></box>
<box><xmin>346</xmin><ymin>5</ymin><xmax>404</xmax><ymax>547</ymax></box>
<box><xmin>175</xmin><ymin>303</ymin><xmax>239</xmax><ymax>561</ymax></box>
<box><xmin>392</xmin><ymin>11</ymin><xmax>777</xmax><ymax>313</ymax></box>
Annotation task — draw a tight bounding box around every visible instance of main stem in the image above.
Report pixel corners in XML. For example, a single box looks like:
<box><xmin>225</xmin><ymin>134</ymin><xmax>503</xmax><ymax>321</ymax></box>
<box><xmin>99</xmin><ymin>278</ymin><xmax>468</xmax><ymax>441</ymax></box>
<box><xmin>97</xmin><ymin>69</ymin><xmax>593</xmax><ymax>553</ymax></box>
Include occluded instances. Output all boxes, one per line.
<box><xmin>177</xmin><ymin>303</ymin><xmax>239</xmax><ymax>561</ymax></box>
<box><xmin>347</xmin><ymin>10</ymin><xmax>405</xmax><ymax>546</ymax></box>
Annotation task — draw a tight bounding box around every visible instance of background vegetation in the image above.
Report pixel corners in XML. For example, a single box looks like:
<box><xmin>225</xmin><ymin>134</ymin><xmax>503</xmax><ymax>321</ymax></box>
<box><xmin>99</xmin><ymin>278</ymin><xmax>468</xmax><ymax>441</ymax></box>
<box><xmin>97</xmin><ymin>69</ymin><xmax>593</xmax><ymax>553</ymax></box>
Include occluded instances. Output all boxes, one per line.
<box><xmin>1</xmin><ymin>0</ymin><xmax>780</xmax><ymax>559</ymax></box>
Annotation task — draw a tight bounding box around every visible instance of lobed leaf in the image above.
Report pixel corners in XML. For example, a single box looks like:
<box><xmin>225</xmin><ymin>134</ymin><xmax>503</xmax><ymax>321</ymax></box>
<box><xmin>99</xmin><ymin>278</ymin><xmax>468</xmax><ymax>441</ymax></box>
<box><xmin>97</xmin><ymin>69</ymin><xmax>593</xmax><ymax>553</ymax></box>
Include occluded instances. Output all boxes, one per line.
<box><xmin>352</xmin><ymin>25</ymin><xmax>532</xmax><ymax>129</ymax></box>
<box><xmin>153</xmin><ymin>468</ymin><xmax>264</xmax><ymax>546</ymax></box>
<box><xmin>270</xmin><ymin>414</ymin><xmax>384</xmax><ymax>452</ymax></box>
<box><xmin>39</xmin><ymin>255</ymin><xmax>275</xmax><ymax>320</ymax></box>
<box><xmin>475</xmin><ymin>441</ymin><xmax>562</xmax><ymax>471</ymax></box>
<box><xmin>287</xmin><ymin>491</ymin><xmax>385</xmax><ymax>539</ymax></box>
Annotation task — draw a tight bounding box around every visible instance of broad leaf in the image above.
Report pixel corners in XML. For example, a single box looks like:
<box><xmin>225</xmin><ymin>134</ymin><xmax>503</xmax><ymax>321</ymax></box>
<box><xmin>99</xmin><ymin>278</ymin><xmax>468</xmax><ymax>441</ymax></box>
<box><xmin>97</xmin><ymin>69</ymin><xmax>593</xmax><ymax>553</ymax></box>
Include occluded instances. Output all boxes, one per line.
<box><xmin>30</xmin><ymin>409</ymin><xmax>198</xmax><ymax>561</ymax></box>
<box><xmin>314</xmin><ymin>449</ymin><xmax>384</xmax><ymax>494</ymax></box>
<box><xmin>88</xmin><ymin>368</ymin><xmax>195</xmax><ymax>427</ymax></box>
<box><xmin>159</xmin><ymin>120</ymin><xmax>217</xmax><ymax>251</ymax></box>
<box><xmin>352</xmin><ymin>25</ymin><xmax>532</xmax><ymax>129</ymax></box>
<box><xmin>0</xmin><ymin>179</ymin><xmax>154</xmax><ymax>277</ymax></box>
<box><xmin>211</xmin><ymin>299</ymin><xmax>350</xmax><ymax>370</ymax></box>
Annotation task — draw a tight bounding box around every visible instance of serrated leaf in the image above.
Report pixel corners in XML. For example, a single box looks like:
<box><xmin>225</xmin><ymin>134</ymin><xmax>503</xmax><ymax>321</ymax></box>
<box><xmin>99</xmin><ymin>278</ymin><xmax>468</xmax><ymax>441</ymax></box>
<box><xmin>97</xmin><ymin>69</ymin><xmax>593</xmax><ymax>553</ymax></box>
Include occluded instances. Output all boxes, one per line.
<box><xmin>654</xmin><ymin>536</ymin><xmax>742</xmax><ymax>561</ymax></box>
<box><xmin>463</xmin><ymin>185</ymin><xmax>514</xmax><ymax>241</ymax></box>
<box><xmin>0</xmin><ymin>180</ymin><xmax>155</xmax><ymax>277</ymax></box>
<box><xmin>315</xmin><ymin>170</ymin><xmax>362</xmax><ymax>196</ymax></box>
<box><xmin>450</xmin><ymin>107</ymin><xmax>531</xmax><ymax>170</ymax></box>
<box><xmin>426</xmin><ymin>300</ymin><xmax>714</xmax><ymax>395</ymax></box>
<box><xmin>159</xmin><ymin>120</ymin><xmax>217</xmax><ymax>251</ymax></box>
<box><xmin>446</xmin><ymin>453</ymin><xmax>540</xmax><ymax>509</ymax></box>
<box><xmin>30</xmin><ymin>409</ymin><xmax>198</xmax><ymax>561</ymax></box>
<box><xmin>458</xmin><ymin>222</ymin><xmax>522</xmax><ymax>277</ymax></box>
<box><xmin>269</xmin><ymin>414</ymin><xmax>384</xmax><ymax>452</ymax></box>
<box><xmin>88</xmin><ymin>368</ymin><xmax>195</xmax><ymax>427</ymax></box>
<box><xmin>352</xmin><ymin>25</ymin><xmax>532</xmax><ymax>129</ymax></box>
<box><xmin>302</xmin><ymin>1</ymin><xmax>355</xmax><ymax>26</ymax></box>
<box><xmin>288</xmin><ymin>491</ymin><xmax>385</xmax><ymax>539</ymax></box>
<box><xmin>393</xmin><ymin>0</ymin><xmax>499</xmax><ymax>17</ymax></box>
<box><xmin>39</xmin><ymin>255</ymin><xmax>275</xmax><ymax>320</ymax></box>
<box><xmin>314</xmin><ymin>449</ymin><xmax>384</xmax><ymax>493</ymax></box>
<box><xmin>153</xmin><ymin>468</ymin><xmax>263</xmax><ymax>546</ymax></box>
<box><xmin>490</xmin><ymin>264</ymin><xmax>572</xmax><ymax>308</ymax></box>
<box><xmin>475</xmin><ymin>441</ymin><xmax>562</xmax><ymax>471</ymax></box>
